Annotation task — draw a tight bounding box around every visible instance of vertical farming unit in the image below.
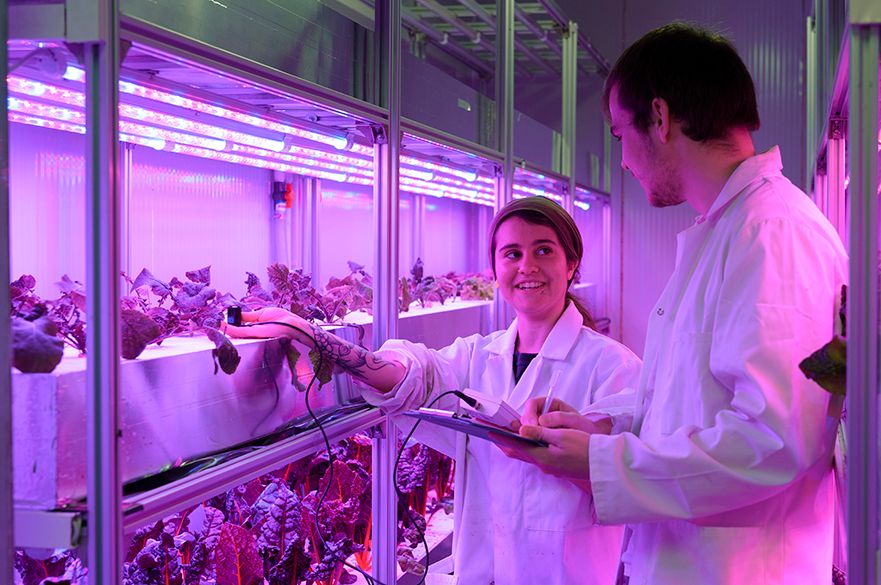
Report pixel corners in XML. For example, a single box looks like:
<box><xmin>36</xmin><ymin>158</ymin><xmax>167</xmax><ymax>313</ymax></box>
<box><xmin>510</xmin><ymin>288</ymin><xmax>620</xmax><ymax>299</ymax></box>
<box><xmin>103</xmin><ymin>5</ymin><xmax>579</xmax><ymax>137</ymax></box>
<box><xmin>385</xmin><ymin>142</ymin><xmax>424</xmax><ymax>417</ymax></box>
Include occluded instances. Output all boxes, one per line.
<box><xmin>4</xmin><ymin>1</ymin><xmax>613</xmax><ymax>583</ymax></box>
<box><xmin>806</xmin><ymin>0</ymin><xmax>880</xmax><ymax>581</ymax></box>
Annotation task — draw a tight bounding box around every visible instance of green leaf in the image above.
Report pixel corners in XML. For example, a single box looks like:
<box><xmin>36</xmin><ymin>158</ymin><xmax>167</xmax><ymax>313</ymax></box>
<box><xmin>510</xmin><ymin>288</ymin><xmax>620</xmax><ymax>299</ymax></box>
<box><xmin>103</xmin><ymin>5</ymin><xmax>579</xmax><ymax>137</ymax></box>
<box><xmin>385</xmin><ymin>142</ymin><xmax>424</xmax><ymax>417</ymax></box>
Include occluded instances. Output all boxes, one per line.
<box><xmin>282</xmin><ymin>340</ymin><xmax>306</xmax><ymax>392</ymax></box>
<box><xmin>309</xmin><ymin>348</ymin><xmax>334</xmax><ymax>388</ymax></box>
<box><xmin>799</xmin><ymin>335</ymin><xmax>847</xmax><ymax>396</ymax></box>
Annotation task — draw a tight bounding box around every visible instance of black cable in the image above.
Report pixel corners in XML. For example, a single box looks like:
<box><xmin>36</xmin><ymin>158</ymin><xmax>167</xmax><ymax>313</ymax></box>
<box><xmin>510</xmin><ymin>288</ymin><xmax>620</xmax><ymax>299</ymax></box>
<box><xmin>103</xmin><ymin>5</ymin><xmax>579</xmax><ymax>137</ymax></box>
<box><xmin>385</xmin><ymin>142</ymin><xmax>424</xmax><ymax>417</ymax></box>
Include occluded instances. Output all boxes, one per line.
<box><xmin>242</xmin><ymin>321</ymin><xmax>381</xmax><ymax>585</ymax></box>
<box><xmin>393</xmin><ymin>389</ymin><xmax>463</xmax><ymax>585</ymax></box>
<box><xmin>245</xmin><ymin>320</ymin><xmax>467</xmax><ymax>585</ymax></box>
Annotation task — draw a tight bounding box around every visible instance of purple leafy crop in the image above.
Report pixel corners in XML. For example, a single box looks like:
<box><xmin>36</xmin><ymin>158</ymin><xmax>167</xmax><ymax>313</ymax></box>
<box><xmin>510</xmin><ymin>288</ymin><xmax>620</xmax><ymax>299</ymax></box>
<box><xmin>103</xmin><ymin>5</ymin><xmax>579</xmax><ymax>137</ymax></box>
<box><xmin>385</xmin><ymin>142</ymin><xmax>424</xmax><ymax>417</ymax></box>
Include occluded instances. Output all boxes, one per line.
<box><xmin>205</xmin><ymin>326</ymin><xmax>242</xmax><ymax>375</ymax></box>
<box><xmin>11</xmin><ymin>315</ymin><xmax>64</xmax><ymax>373</ymax></box>
<box><xmin>14</xmin><ymin>435</ymin><xmax>453</xmax><ymax>585</ymax></box>
<box><xmin>123</xmin><ymin>532</ymin><xmax>183</xmax><ymax>585</ymax></box>
<box><xmin>121</xmin><ymin>308</ymin><xmax>163</xmax><ymax>360</ymax></box>
<box><xmin>215</xmin><ymin>523</ymin><xmax>264</xmax><ymax>585</ymax></box>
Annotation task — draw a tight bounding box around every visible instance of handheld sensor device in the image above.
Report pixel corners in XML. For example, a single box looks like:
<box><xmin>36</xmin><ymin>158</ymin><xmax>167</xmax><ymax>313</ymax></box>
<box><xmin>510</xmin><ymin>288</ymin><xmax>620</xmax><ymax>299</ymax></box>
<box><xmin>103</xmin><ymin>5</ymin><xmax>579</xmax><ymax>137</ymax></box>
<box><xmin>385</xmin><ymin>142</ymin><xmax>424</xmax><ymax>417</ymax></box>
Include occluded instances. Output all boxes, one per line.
<box><xmin>226</xmin><ymin>306</ymin><xmax>242</xmax><ymax>327</ymax></box>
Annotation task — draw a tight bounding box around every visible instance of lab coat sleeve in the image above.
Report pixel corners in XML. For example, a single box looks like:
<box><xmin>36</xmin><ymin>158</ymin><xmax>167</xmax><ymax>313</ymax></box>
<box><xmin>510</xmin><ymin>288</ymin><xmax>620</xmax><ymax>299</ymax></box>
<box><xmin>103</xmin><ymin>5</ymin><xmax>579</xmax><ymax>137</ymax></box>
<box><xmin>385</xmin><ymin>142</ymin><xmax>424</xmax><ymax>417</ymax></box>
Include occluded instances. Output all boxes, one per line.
<box><xmin>358</xmin><ymin>336</ymin><xmax>477</xmax><ymax>456</ymax></box>
<box><xmin>589</xmin><ymin>217</ymin><xmax>844</xmax><ymax>524</ymax></box>
<box><xmin>581</xmin><ymin>345</ymin><xmax>641</xmax><ymax>434</ymax></box>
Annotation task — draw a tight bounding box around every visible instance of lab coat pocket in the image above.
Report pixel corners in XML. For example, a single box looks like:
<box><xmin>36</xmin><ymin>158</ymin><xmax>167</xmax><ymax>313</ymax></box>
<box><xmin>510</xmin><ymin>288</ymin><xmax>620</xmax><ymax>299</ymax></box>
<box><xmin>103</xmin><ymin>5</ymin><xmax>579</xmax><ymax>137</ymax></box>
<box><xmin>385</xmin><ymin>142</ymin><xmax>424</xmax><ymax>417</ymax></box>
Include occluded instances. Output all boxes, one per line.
<box><xmin>522</xmin><ymin>466</ymin><xmax>593</xmax><ymax>531</ymax></box>
<box><xmin>656</xmin><ymin>331</ymin><xmax>714</xmax><ymax>436</ymax></box>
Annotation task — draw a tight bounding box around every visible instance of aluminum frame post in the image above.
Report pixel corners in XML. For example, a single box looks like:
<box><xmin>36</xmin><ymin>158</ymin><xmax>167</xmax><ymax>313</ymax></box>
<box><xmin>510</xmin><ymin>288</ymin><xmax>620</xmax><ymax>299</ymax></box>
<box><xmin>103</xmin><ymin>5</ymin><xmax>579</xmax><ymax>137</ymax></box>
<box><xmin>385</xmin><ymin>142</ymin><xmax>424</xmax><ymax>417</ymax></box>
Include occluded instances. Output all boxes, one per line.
<box><xmin>372</xmin><ymin>0</ymin><xmax>401</xmax><ymax>582</ymax></box>
<box><xmin>826</xmin><ymin>117</ymin><xmax>847</xmax><ymax>243</ymax></box>
<box><xmin>1</xmin><ymin>0</ymin><xmax>14</xmax><ymax>581</ymax></box>
<box><xmin>120</xmin><ymin>142</ymin><xmax>133</xmax><ymax>278</ymax></box>
<box><xmin>561</xmin><ymin>20</ymin><xmax>577</xmax><ymax>215</ymax></box>
<box><xmin>411</xmin><ymin>193</ymin><xmax>425</xmax><ymax>268</ymax></box>
<box><xmin>806</xmin><ymin>14</ymin><xmax>817</xmax><ymax>192</ymax></box>
<box><xmin>846</xmin><ymin>22</ymin><xmax>880</xmax><ymax>585</ymax></box>
<box><xmin>293</xmin><ymin>176</ymin><xmax>318</xmax><ymax>276</ymax></box>
<box><xmin>84</xmin><ymin>0</ymin><xmax>122</xmax><ymax>582</ymax></box>
<box><xmin>492</xmin><ymin>0</ymin><xmax>514</xmax><ymax>331</ymax></box>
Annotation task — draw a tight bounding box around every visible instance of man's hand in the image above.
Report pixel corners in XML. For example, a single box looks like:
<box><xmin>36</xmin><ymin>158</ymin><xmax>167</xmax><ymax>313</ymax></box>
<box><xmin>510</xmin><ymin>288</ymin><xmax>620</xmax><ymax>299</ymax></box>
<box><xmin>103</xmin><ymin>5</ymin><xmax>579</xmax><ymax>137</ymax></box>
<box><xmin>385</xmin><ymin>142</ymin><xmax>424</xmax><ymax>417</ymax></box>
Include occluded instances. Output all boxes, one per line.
<box><xmin>514</xmin><ymin>396</ymin><xmax>613</xmax><ymax>435</ymax></box>
<box><xmin>494</xmin><ymin>425</ymin><xmax>593</xmax><ymax>486</ymax></box>
<box><xmin>222</xmin><ymin>307</ymin><xmax>312</xmax><ymax>345</ymax></box>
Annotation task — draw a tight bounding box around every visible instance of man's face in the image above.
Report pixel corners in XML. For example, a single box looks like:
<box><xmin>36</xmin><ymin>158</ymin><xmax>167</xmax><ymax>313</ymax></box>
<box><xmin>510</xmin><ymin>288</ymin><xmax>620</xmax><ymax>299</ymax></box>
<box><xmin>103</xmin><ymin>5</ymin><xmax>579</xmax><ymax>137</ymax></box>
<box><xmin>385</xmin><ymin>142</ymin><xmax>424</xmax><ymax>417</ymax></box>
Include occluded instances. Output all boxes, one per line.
<box><xmin>608</xmin><ymin>85</ymin><xmax>684</xmax><ymax>208</ymax></box>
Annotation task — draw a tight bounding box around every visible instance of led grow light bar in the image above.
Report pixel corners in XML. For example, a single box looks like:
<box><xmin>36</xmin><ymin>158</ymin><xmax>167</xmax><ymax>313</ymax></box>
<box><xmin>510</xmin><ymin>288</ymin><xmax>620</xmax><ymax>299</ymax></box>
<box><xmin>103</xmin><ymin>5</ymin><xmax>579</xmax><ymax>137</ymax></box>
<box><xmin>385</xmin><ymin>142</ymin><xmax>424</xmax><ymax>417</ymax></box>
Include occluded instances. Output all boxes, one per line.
<box><xmin>513</xmin><ymin>183</ymin><xmax>563</xmax><ymax>202</ymax></box>
<box><xmin>12</xmin><ymin>75</ymin><xmax>495</xmax><ymax>189</ymax></box>
<box><xmin>9</xmin><ymin>73</ymin><xmax>498</xmax><ymax>204</ymax></box>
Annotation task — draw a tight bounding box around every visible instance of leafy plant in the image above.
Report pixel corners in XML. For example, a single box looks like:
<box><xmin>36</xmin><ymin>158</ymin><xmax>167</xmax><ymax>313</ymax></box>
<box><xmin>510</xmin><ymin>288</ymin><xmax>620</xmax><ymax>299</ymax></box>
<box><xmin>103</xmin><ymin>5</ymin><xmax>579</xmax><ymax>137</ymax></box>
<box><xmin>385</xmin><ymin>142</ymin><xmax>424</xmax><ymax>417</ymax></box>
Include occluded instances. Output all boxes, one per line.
<box><xmin>401</xmin><ymin>259</ymin><xmax>459</xmax><ymax>309</ymax></box>
<box><xmin>449</xmin><ymin>272</ymin><xmax>495</xmax><ymax>302</ymax></box>
<box><xmin>14</xmin><ymin>434</ymin><xmax>455</xmax><ymax>585</ymax></box>
<box><xmin>10</xmin><ymin>260</ymin><xmax>486</xmax><ymax>378</ymax></box>
<box><xmin>799</xmin><ymin>284</ymin><xmax>848</xmax><ymax>396</ymax></box>
<box><xmin>11</xmin><ymin>314</ymin><xmax>64</xmax><ymax>373</ymax></box>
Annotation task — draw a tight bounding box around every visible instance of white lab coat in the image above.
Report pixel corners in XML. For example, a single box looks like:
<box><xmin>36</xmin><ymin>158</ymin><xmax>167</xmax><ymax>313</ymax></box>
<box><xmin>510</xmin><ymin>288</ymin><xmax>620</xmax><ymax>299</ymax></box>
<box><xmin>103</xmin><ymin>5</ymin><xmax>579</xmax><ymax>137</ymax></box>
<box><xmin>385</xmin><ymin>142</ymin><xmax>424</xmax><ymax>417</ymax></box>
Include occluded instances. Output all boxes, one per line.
<box><xmin>362</xmin><ymin>302</ymin><xmax>641</xmax><ymax>585</ymax></box>
<box><xmin>589</xmin><ymin>147</ymin><xmax>848</xmax><ymax>585</ymax></box>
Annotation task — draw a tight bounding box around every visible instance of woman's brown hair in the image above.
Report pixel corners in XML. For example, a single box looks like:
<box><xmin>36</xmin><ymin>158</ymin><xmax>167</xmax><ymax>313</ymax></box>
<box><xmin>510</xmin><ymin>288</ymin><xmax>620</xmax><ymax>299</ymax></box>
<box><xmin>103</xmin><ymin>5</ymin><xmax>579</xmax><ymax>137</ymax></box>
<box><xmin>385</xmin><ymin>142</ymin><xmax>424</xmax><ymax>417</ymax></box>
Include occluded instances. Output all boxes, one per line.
<box><xmin>488</xmin><ymin>196</ymin><xmax>596</xmax><ymax>330</ymax></box>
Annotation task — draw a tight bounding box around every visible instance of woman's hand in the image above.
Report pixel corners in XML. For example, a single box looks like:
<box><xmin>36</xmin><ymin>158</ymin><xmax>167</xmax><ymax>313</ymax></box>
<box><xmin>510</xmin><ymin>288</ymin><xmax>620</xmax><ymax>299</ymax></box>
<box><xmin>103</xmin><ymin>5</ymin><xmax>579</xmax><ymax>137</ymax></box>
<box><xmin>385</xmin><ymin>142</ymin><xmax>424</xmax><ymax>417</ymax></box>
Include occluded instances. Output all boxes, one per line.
<box><xmin>514</xmin><ymin>397</ymin><xmax>579</xmax><ymax>431</ymax></box>
<box><xmin>222</xmin><ymin>307</ymin><xmax>313</xmax><ymax>346</ymax></box>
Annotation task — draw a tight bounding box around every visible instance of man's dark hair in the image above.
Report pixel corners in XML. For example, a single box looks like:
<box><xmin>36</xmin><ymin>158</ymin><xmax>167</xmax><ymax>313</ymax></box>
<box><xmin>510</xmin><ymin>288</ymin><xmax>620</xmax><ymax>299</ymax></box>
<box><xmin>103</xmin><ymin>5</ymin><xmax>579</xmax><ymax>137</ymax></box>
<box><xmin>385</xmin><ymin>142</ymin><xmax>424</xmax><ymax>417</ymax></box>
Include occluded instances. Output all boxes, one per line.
<box><xmin>602</xmin><ymin>22</ymin><xmax>760</xmax><ymax>142</ymax></box>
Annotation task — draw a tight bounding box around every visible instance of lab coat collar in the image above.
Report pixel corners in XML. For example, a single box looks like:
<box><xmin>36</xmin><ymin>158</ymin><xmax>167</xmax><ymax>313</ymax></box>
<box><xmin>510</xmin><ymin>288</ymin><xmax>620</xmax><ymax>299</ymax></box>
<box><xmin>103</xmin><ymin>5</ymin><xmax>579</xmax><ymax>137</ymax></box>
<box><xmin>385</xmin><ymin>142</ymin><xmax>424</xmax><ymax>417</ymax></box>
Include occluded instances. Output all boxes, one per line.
<box><xmin>484</xmin><ymin>301</ymin><xmax>583</xmax><ymax>361</ymax></box>
<box><xmin>703</xmin><ymin>146</ymin><xmax>783</xmax><ymax>221</ymax></box>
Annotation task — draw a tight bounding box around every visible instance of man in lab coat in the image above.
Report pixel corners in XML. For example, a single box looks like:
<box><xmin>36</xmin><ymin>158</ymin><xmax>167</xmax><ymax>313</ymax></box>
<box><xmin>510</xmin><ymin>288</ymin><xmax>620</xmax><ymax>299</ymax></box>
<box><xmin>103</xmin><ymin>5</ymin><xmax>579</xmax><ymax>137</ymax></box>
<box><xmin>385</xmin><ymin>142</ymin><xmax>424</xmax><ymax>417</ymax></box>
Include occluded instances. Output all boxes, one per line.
<box><xmin>503</xmin><ymin>22</ymin><xmax>847</xmax><ymax>585</ymax></box>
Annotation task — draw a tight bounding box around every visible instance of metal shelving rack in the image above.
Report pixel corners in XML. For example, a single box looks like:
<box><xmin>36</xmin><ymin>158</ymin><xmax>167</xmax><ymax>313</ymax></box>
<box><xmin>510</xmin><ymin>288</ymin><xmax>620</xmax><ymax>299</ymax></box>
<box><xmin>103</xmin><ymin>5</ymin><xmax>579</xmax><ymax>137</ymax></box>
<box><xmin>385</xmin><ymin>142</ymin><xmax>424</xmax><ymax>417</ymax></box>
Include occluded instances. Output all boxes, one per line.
<box><xmin>1</xmin><ymin>1</ymin><xmax>610</xmax><ymax>583</ymax></box>
<box><xmin>808</xmin><ymin>1</ymin><xmax>880</xmax><ymax>582</ymax></box>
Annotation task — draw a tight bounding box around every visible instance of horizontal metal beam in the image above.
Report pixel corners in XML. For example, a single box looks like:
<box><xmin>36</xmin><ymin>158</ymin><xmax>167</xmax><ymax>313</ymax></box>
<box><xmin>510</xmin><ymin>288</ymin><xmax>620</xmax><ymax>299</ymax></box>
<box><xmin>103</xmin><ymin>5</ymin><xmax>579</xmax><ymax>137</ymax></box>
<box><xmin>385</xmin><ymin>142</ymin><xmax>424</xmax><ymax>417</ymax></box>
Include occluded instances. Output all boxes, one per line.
<box><xmin>457</xmin><ymin>0</ymin><xmax>556</xmax><ymax>75</ymax></box>
<box><xmin>515</xmin><ymin>4</ymin><xmax>561</xmax><ymax>58</ymax></box>
<box><xmin>123</xmin><ymin>408</ymin><xmax>383</xmax><ymax>531</ymax></box>
<box><xmin>15</xmin><ymin>508</ymin><xmax>84</xmax><ymax>549</ymax></box>
<box><xmin>402</xmin><ymin>116</ymin><xmax>505</xmax><ymax>165</ymax></box>
<box><xmin>535</xmin><ymin>0</ymin><xmax>610</xmax><ymax>75</ymax></box>
<box><xmin>401</xmin><ymin>8</ymin><xmax>494</xmax><ymax>77</ymax></box>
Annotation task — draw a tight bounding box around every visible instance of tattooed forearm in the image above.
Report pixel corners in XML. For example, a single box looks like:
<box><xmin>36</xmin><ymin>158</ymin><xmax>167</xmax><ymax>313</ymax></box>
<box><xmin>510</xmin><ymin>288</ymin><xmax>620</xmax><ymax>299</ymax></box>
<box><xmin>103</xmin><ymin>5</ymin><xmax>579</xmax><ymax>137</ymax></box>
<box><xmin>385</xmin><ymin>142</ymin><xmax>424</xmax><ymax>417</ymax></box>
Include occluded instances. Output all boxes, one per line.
<box><xmin>305</xmin><ymin>322</ymin><xmax>405</xmax><ymax>392</ymax></box>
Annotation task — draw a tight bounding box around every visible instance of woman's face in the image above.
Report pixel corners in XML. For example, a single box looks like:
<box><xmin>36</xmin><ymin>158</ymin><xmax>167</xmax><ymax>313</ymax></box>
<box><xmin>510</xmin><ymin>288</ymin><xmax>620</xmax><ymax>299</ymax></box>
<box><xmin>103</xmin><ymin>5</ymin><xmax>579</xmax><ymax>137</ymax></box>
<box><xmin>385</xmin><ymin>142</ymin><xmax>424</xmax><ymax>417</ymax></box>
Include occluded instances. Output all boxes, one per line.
<box><xmin>493</xmin><ymin>216</ymin><xmax>576</xmax><ymax>324</ymax></box>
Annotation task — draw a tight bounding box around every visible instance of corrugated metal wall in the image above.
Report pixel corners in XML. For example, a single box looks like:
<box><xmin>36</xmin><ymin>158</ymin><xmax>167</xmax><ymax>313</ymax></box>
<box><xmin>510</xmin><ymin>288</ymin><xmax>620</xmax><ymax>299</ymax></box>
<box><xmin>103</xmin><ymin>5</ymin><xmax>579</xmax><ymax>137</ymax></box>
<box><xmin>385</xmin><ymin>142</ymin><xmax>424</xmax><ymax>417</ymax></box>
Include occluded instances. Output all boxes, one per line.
<box><xmin>617</xmin><ymin>0</ymin><xmax>807</xmax><ymax>355</ymax></box>
<box><xmin>560</xmin><ymin>0</ymin><xmax>808</xmax><ymax>354</ymax></box>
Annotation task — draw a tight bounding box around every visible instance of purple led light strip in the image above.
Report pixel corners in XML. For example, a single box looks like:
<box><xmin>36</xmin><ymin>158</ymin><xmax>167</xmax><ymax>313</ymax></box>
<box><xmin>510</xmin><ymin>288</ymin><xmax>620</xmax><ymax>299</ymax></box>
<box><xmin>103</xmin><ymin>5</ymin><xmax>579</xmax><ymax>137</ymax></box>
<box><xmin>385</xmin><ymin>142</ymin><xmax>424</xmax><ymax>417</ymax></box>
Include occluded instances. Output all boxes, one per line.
<box><xmin>8</xmin><ymin>74</ymin><xmax>497</xmax><ymax>204</ymax></box>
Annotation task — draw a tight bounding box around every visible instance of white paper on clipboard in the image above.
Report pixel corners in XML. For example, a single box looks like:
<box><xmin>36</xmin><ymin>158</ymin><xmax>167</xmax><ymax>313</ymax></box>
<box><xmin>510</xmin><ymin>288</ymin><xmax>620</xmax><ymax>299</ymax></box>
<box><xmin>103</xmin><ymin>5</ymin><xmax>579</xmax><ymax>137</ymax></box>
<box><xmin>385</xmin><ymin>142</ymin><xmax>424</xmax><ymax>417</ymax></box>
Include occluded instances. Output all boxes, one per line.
<box><xmin>402</xmin><ymin>408</ymin><xmax>548</xmax><ymax>447</ymax></box>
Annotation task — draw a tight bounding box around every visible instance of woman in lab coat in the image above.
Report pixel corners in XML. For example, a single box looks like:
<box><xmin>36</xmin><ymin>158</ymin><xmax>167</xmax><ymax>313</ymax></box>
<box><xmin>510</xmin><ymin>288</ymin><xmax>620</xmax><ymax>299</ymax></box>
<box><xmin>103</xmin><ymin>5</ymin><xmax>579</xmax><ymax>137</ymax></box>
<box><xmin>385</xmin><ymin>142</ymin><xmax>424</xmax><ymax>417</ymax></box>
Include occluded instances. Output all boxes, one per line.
<box><xmin>225</xmin><ymin>196</ymin><xmax>641</xmax><ymax>585</ymax></box>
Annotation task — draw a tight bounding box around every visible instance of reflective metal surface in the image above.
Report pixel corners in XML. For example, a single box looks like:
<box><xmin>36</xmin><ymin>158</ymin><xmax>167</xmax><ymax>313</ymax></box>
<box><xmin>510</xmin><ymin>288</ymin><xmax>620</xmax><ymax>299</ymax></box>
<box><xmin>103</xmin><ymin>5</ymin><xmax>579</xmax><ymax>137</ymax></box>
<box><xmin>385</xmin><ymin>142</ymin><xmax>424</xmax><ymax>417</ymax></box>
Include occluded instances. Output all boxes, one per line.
<box><xmin>13</xmin><ymin>336</ymin><xmax>362</xmax><ymax>509</ymax></box>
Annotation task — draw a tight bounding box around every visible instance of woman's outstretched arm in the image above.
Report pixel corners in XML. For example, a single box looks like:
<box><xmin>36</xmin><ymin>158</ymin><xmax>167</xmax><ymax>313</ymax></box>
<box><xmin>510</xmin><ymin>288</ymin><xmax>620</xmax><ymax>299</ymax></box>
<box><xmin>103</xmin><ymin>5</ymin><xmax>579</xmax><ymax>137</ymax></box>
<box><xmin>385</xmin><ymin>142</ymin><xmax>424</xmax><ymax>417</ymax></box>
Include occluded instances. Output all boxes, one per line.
<box><xmin>223</xmin><ymin>307</ymin><xmax>406</xmax><ymax>393</ymax></box>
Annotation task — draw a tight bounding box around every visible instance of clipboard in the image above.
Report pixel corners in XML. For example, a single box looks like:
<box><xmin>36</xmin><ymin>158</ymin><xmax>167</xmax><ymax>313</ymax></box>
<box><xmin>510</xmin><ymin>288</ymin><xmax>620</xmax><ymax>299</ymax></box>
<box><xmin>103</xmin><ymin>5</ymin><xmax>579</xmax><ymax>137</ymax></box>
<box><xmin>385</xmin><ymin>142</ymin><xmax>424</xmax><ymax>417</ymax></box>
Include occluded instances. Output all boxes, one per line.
<box><xmin>402</xmin><ymin>408</ymin><xmax>548</xmax><ymax>447</ymax></box>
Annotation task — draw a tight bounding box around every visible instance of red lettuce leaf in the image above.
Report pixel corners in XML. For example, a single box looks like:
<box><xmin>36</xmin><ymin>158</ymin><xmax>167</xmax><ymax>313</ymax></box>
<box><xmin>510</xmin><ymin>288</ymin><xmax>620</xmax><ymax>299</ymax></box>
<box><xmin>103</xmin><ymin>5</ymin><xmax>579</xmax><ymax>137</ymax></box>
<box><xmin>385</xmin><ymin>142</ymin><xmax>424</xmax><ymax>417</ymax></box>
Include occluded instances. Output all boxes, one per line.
<box><xmin>146</xmin><ymin>306</ymin><xmax>181</xmax><ymax>338</ymax></box>
<box><xmin>12</xmin><ymin>315</ymin><xmax>64</xmax><ymax>373</ymax></box>
<box><xmin>123</xmin><ymin>532</ymin><xmax>183</xmax><ymax>585</ymax></box>
<box><xmin>121</xmin><ymin>309</ymin><xmax>162</xmax><ymax>360</ymax></box>
<box><xmin>253</xmin><ymin>480</ymin><xmax>302</xmax><ymax>555</ymax></box>
<box><xmin>174</xmin><ymin>282</ymin><xmax>216</xmax><ymax>313</ymax></box>
<box><xmin>265</xmin><ymin>537</ymin><xmax>310</xmax><ymax>585</ymax></box>
<box><xmin>125</xmin><ymin>519</ymin><xmax>164</xmax><ymax>563</ymax></box>
<box><xmin>215</xmin><ymin>523</ymin><xmax>264</xmax><ymax>585</ymax></box>
<box><xmin>130</xmin><ymin>268</ymin><xmax>172</xmax><ymax>297</ymax></box>
<box><xmin>14</xmin><ymin>550</ymin><xmax>67</xmax><ymax>585</ymax></box>
<box><xmin>185</xmin><ymin>266</ymin><xmax>212</xmax><ymax>285</ymax></box>
<box><xmin>410</xmin><ymin>258</ymin><xmax>424</xmax><ymax>283</ymax></box>
<box><xmin>43</xmin><ymin>555</ymin><xmax>88</xmax><ymax>585</ymax></box>
<box><xmin>204</xmin><ymin>327</ymin><xmax>241</xmax><ymax>375</ymax></box>
<box><xmin>54</xmin><ymin>275</ymin><xmax>87</xmax><ymax>311</ymax></box>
